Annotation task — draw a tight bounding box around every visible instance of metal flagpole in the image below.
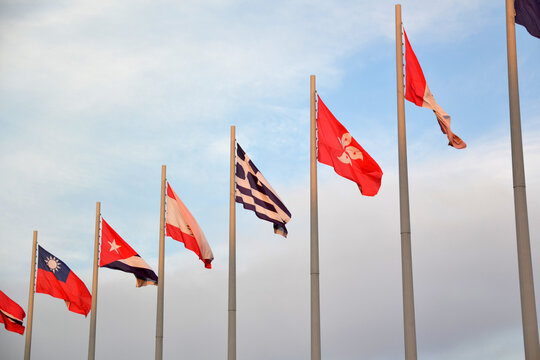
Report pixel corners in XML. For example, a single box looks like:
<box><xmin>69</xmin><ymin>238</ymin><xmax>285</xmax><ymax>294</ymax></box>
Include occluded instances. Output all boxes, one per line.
<box><xmin>310</xmin><ymin>75</ymin><xmax>321</xmax><ymax>360</ymax></box>
<box><xmin>395</xmin><ymin>5</ymin><xmax>418</xmax><ymax>360</ymax></box>
<box><xmin>156</xmin><ymin>165</ymin><xmax>167</xmax><ymax>360</ymax></box>
<box><xmin>24</xmin><ymin>230</ymin><xmax>37</xmax><ymax>360</ymax></box>
<box><xmin>505</xmin><ymin>1</ymin><xmax>540</xmax><ymax>358</ymax></box>
<box><xmin>88</xmin><ymin>202</ymin><xmax>101</xmax><ymax>360</ymax></box>
<box><xmin>228</xmin><ymin>125</ymin><xmax>237</xmax><ymax>360</ymax></box>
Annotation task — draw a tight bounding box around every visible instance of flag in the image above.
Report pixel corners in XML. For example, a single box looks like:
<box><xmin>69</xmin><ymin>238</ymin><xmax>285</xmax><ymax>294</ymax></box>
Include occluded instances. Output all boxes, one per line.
<box><xmin>166</xmin><ymin>182</ymin><xmax>214</xmax><ymax>268</ymax></box>
<box><xmin>403</xmin><ymin>29</ymin><xmax>467</xmax><ymax>149</ymax></box>
<box><xmin>100</xmin><ymin>219</ymin><xmax>158</xmax><ymax>287</ymax></box>
<box><xmin>316</xmin><ymin>95</ymin><xmax>383</xmax><ymax>196</ymax></box>
<box><xmin>0</xmin><ymin>290</ymin><xmax>25</xmax><ymax>335</ymax></box>
<box><xmin>515</xmin><ymin>0</ymin><xmax>540</xmax><ymax>39</ymax></box>
<box><xmin>36</xmin><ymin>246</ymin><xmax>92</xmax><ymax>316</ymax></box>
<box><xmin>235</xmin><ymin>143</ymin><xmax>291</xmax><ymax>237</ymax></box>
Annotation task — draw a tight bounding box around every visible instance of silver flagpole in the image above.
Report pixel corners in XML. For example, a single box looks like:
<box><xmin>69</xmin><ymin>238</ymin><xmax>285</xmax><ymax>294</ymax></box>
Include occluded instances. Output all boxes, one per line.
<box><xmin>23</xmin><ymin>230</ymin><xmax>37</xmax><ymax>360</ymax></box>
<box><xmin>156</xmin><ymin>165</ymin><xmax>166</xmax><ymax>360</ymax></box>
<box><xmin>88</xmin><ymin>202</ymin><xmax>101</xmax><ymax>360</ymax></box>
<box><xmin>310</xmin><ymin>75</ymin><xmax>321</xmax><ymax>360</ymax></box>
<box><xmin>395</xmin><ymin>5</ymin><xmax>418</xmax><ymax>360</ymax></box>
<box><xmin>505</xmin><ymin>1</ymin><xmax>540</xmax><ymax>358</ymax></box>
<box><xmin>228</xmin><ymin>125</ymin><xmax>237</xmax><ymax>360</ymax></box>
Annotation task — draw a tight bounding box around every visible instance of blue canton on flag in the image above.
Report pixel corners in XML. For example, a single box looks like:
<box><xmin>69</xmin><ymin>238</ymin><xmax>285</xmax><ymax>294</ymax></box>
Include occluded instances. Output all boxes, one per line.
<box><xmin>37</xmin><ymin>245</ymin><xmax>70</xmax><ymax>282</ymax></box>
<box><xmin>235</xmin><ymin>143</ymin><xmax>291</xmax><ymax>237</ymax></box>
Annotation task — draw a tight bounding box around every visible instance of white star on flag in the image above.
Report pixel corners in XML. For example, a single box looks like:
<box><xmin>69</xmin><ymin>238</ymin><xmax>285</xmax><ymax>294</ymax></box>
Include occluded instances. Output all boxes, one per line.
<box><xmin>108</xmin><ymin>239</ymin><xmax>121</xmax><ymax>254</ymax></box>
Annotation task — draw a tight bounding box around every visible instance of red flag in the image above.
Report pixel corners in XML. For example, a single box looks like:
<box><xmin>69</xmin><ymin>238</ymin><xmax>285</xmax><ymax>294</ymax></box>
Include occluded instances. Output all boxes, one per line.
<box><xmin>36</xmin><ymin>246</ymin><xmax>92</xmax><ymax>316</ymax></box>
<box><xmin>316</xmin><ymin>95</ymin><xmax>383</xmax><ymax>196</ymax></box>
<box><xmin>100</xmin><ymin>218</ymin><xmax>158</xmax><ymax>287</ymax></box>
<box><xmin>404</xmin><ymin>29</ymin><xmax>466</xmax><ymax>149</ymax></box>
<box><xmin>0</xmin><ymin>290</ymin><xmax>25</xmax><ymax>335</ymax></box>
<box><xmin>166</xmin><ymin>182</ymin><xmax>214</xmax><ymax>268</ymax></box>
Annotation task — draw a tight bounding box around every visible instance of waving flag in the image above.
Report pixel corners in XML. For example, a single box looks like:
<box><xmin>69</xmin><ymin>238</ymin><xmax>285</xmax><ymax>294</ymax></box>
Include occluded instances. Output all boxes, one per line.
<box><xmin>166</xmin><ymin>182</ymin><xmax>214</xmax><ymax>268</ymax></box>
<box><xmin>36</xmin><ymin>246</ymin><xmax>91</xmax><ymax>316</ymax></box>
<box><xmin>317</xmin><ymin>95</ymin><xmax>383</xmax><ymax>196</ymax></box>
<box><xmin>235</xmin><ymin>143</ymin><xmax>291</xmax><ymax>237</ymax></box>
<box><xmin>404</xmin><ymin>29</ymin><xmax>466</xmax><ymax>149</ymax></box>
<box><xmin>0</xmin><ymin>290</ymin><xmax>25</xmax><ymax>334</ymax></box>
<box><xmin>515</xmin><ymin>0</ymin><xmax>540</xmax><ymax>39</ymax></box>
<box><xmin>100</xmin><ymin>219</ymin><xmax>158</xmax><ymax>287</ymax></box>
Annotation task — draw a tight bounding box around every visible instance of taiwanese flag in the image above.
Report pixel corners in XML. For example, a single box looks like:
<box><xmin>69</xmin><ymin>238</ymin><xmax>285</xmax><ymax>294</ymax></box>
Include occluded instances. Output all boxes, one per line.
<box><xmin>317</xmin><ymin>95</ymin><xmax>383</xmax><ymax>196</ymax></box>
<box><xmin>99</xmin><ymin>218</ymin><xmax>158</xmax><ymax>287</ymax></box>
<box><xmin>403</xmin><ymin>29</ymin><xmax>466</xmax><ymax>149</ymax></box>
<box><xmin>166</xmin><ymin>182</ymin><xmax>214</xmax><ymax>268</ymax></box>
<box><xmin>0</xmin><ymin>290</ymin><xmax>25</xmax><ymax>334</ymax></box>
<box><xmin>36</xmin><ymin>246</ymin><xmax>92</xmax><ymax>316</ymax></box>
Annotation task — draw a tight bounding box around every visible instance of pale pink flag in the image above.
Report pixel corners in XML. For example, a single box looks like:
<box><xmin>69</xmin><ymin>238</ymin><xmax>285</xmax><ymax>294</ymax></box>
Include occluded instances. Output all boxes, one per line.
<box><xmin>404</xmin><ymin>29</ymin><xmax>466</xmax><ymax>149</ymax></box>
<box><xmin>166</xmin><ymin>182</ymin><xmax>214</xmax><ymax>268</ymax></box>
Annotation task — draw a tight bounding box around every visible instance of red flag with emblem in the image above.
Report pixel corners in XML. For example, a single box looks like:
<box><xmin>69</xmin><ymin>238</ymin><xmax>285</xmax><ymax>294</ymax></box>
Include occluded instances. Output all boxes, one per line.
<box><xmin>316</xmin><ymin>95</ymin><xmax>383</xmax><ymax>196</ymax></box>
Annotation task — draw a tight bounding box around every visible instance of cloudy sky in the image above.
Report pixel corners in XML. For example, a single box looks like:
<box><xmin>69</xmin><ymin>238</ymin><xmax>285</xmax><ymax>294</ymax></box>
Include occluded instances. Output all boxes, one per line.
<box><xmin>1</xmin><ymin>0</ymin><xmax>539</xmax><ymax>359</ymax></box>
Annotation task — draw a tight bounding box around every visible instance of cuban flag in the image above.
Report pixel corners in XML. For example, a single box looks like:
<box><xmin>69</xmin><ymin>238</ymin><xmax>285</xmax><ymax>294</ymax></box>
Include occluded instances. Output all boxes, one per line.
<box><xmin>0</xmin><ymin>290</ymin><xmax>26</xmax><ymax>335</ymax></box>
<box><xmin>235</xmin><ymin>143</ymin><xmax>291</xmax><ymax>237</ymax></box>
<box><xmin>36</xmin><ymin>246</ymin><xmax>92</xmax><ymax>316</ymax></box>
<box><xmin>166</xmin><ymin>182</ymin><xmax>214</xmax><ymax>268</ymax></box>
<box><xmin>99</xmin><ymin>219</ymin><xmax>158</xmax><ymax>287</ymax></box>
<box><xmin>403</xmin><ymin>28</ymin><xmax>466</xmax><ymax>149</ymax></box>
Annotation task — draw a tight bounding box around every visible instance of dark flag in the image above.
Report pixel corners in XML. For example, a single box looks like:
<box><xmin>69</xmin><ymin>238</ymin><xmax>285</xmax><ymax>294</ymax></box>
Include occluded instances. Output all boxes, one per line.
<box><xmin>235</xmin><ymin>143</ymin><xmax>291</xmax><ymax>237</ymax></box>
<box><xmin>0</xmin><ymin>290</ymin><xmax>25</xmax><ymax>334</ymax></box>
<box><xmin>36</xmin><ymin>246</ymin><xmax>92</xmax><ymax>316</ymax></box>
<box><xmin>515</xmin><ymin>0</ymin><xmax>540</xmax><ymax>39</ymax></box>
<box><xmin>100</xmin><ymin>218</ymin><xmax>158</xmax><ymax>287</ymax></box>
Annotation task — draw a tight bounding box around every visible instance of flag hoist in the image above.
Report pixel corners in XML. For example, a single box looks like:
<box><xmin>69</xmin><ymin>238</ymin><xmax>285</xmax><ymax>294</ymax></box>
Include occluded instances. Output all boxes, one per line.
<box><xmin>24</xmin><ymin>231</ymin><xmax>92</xmax><ymax>360</ymax></box>
<box><xmin>89</xmin><ymin>203</ymin><xmax>158</xmax><ymax>360</ymax></box>
<box><xmin>395</xmin><ymin>4</ymin><xmax>467</xmax><ymax>359</ymax></box>
<box><xmin>309</xmin><ymin>75</ymin><xmax>383</xmax><ymax>360</ymax></box>
<box><xmin>228</xmin><ymin>126</ymin><xmax>292</xmax><ymax>360</ymax></box>
<box><xmin>156</xmin><ymin>165</ymin><xmax>214</xmax><ymax>360</ymax></box>
<box><xmin>505</xmin><ymin>0</ymin><xmax>540</xmax><ymax>358</ymax></box>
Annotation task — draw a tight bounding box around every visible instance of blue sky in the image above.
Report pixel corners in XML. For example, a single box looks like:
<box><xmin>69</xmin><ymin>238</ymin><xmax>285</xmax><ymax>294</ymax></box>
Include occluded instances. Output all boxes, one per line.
<box><xmin>1</xmin><ymin>0</ymin><xmax>539</xmax><ymax>359</ymax></box>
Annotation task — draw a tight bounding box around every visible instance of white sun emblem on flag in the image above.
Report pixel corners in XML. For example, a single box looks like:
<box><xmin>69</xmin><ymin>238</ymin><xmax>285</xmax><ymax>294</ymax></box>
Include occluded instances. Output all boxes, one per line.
<box><xmin>45</xmin><ymin>256</ymin><xmax>61</xmax><ymax>273</ymax></box>
<box><xmin>337</xmin><ymin>133</ymin><xmax>363</xmax><ymax>164</ymax></box>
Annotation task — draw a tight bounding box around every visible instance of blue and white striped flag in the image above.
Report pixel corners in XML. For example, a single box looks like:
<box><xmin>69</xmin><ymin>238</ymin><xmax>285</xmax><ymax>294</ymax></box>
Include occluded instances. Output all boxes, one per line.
<box><xmin>235</xmin><ymin>143</ymin><xmax>291</xmax><ymax>237</ymax></box>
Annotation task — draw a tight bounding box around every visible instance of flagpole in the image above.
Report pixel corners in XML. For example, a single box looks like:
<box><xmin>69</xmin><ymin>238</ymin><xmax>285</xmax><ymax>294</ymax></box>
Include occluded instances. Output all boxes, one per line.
<box><xmin>23</xmin><ymin>230</ymin><xmax>37</xmax><ymax>360</ymax></box>
<box><xmin>505</xmin><ymin>1</ymin><xmax>540</xmax><ymax>358</ymax></box>
<box><xmin>395</xmin><ymin>5</ymin><xmax>418</xmax><ymax>360</ymax></box>
<box><xmin>309</xmin><ymin>74</ymin><xmax>321</xmax><ymax>360</ymax></box>
<box><xmin>228</xmin><ymin>125</ymin><xmax>237</xmax><ymax>360</ymax></box>
<box><xmin>156</xmin><ymin>165</ymin><xmax>167</xmax><ymax>360</ymax></box>
<box><xmin>88</xmin><ymin>202</ymin><xmax>101</xmax><ymax>360</ymax></box>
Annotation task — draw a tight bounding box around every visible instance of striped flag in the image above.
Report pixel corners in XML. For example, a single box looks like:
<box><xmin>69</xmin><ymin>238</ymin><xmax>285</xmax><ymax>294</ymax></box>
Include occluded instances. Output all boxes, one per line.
<box><xmin>404</xmin><ymin>28</ymin><xmax>466</xmax><ymax>149</ymax></box>
<box><xmin>0</xmin><ymin>290</ymin><xmax>25</xmax><ymax>335</ymax></box>
<box><xmin>235</xmin><ymin>143</ymin><xmax>291</xmax><ymax>237</ymax></box>
<box><xmin>99</xmin><ymin>219</ymin><xmax>158</xmax><ymax>287</ymax></box>
<box><xmin>166</xmin><ymin>182</ymin><xmax>214</xmax><ymax>268</ymax></box>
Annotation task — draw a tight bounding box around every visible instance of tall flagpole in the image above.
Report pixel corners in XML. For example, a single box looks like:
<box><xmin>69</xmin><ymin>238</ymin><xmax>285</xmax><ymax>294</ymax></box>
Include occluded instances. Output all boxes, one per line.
<box><xmin>156</xmin><ymin>165</ymin><xmax>167</xmax><ymax>360</ymax></box>
<box><xmin>310</xmin><ymin>74</ymin><xmax>321</xmax><ymax>360</ymax></box>
<box><xmin>505</xmin><ymin>1</ymin><xmax>540</xmax><ymax>358</ymax></box>
<box><xmin>24</xmin><ymin>230</ymin><xmax>37</xmax><ymax>360</ymax></box>
<box><xmin>88</xmin><ymin>202</ymin><xmax>101</xmax><ymax>360</ymax></box>
<box><xmin>395</xmin><ymin>5</ymin><xmax>418</xmax><ymax>360</ymax></box>
<box><xmin>228</xmin><ymin>125</ymin><xmax>237</xmax><ymax>360</ymax></box>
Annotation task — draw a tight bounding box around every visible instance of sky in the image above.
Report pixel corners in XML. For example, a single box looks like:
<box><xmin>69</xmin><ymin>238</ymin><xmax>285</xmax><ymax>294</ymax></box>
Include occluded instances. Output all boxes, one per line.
<box><xmin>1</xmin><ymin>0</ymin><xmax>539</xmax><ymax>359</ymax></box>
